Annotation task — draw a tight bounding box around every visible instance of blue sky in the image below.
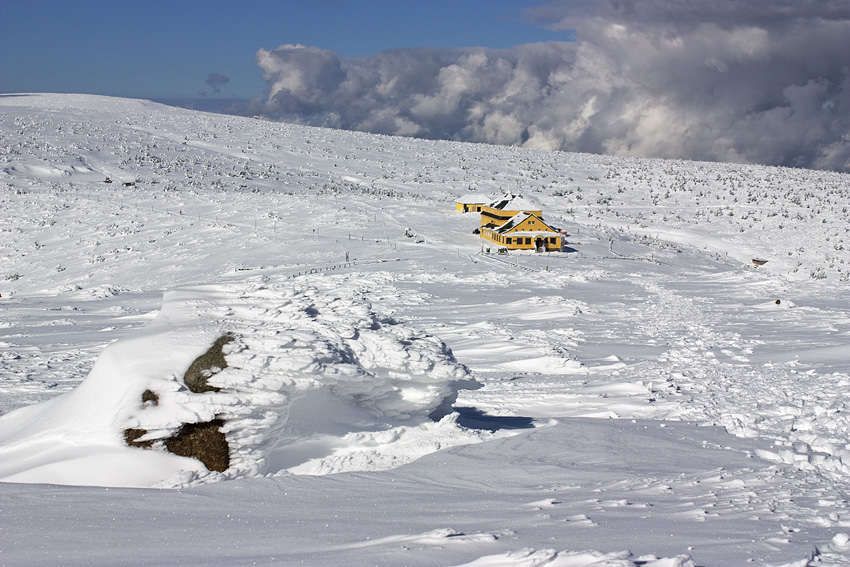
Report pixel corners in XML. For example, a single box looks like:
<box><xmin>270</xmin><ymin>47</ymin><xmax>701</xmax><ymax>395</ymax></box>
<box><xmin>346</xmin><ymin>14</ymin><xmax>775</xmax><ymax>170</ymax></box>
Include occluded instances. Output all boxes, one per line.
<box><xmin>1</xmin><ymin>0</ymin><xmax>847</xmax><ymax>172</ymax></box>
<box><xmin>0</xmin><ymin>0</ymin><xmax>569</xmax><ymax>98</ymax></box>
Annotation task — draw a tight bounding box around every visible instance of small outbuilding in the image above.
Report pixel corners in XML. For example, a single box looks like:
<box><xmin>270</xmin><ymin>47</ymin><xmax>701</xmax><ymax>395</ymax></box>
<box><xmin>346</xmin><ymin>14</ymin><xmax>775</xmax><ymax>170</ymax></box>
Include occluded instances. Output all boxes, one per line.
<box><xmin>455</xmin><ymin>193</ymin><xmax>492</xmax><ymax>213</ymax></box>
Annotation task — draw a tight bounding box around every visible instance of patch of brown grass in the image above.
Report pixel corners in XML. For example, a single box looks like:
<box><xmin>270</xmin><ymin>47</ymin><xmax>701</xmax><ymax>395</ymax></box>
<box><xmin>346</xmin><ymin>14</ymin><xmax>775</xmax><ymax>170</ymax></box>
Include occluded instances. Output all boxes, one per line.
<box><xmin>124</xmin><ymin>428</ymin><xmax>154</xmax><ymax>449</ymax></box>
<box><xmin>164</xmin><ymin>419</ymin><xmax>230</xmax><ymax>472</ymax></box>
<box><xmin>183</xmin><ymin>334</ymin><xmax>234</xmax><ymax>393</ymax></box>
<box><xmin>123</xmin><ymin>336</ymin><xmax>237</xmax><ymax>473</ymax></box>
<box><xmin>141</xmin><ymin>389</ymin><xmax>159</xmax><ymax>405</ymax></box>
<box><xmin>124</xmin><ymin>419</ymin><xmax>231</xmax><ymax>472</ymax></box>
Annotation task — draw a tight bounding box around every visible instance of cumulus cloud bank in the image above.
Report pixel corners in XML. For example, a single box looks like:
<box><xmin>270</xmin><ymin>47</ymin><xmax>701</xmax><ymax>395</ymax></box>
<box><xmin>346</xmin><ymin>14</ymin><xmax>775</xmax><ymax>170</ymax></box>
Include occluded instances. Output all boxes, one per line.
<box><xmin>253</xmin><ymin>0</ymin><xmax>850</xmax><ymax>172</ymax></box>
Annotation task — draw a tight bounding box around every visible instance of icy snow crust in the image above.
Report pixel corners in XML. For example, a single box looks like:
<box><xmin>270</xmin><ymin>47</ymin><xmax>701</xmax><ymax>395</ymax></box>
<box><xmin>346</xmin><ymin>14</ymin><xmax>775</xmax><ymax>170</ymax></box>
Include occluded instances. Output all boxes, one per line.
<box><xmin>1</xmin><ymin>94</ymin><xmax>849</xmax><ymax>566</ymax></box>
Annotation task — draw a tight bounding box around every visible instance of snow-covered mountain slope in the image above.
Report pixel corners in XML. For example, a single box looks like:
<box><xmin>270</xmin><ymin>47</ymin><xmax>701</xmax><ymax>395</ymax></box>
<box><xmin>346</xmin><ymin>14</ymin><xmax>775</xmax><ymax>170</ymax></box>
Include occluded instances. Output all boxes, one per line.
<box><xmin>1</xmin><ymin>94</ymin><xmax>849</xmax><ymax>566</ymax></box>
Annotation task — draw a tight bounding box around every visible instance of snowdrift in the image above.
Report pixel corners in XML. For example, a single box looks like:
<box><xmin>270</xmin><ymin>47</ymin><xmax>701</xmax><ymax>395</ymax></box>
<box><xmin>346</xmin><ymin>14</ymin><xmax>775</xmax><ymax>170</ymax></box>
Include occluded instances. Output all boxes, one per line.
<box><xmin>0</xmin><ymin>278</ymin><xmax>480</xmax><ymax>487</ymax></box>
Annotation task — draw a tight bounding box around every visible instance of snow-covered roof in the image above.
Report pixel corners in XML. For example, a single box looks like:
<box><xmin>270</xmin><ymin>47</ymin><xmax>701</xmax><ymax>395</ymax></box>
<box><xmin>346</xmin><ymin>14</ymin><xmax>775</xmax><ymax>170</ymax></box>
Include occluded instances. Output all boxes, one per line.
<box><xmin>486</xmin><ymin>193</ymin><xmax>540</xmax><ymax>211</ymax></box>
<box><xmin>494</xmin><ymin>212</ymin><xmax>558</xmax><ymax>235</ymax></box>
<box><xmin>456</xmin><ymin>193</ymin><xmax>492</xmax><ymax>204</ymax></box>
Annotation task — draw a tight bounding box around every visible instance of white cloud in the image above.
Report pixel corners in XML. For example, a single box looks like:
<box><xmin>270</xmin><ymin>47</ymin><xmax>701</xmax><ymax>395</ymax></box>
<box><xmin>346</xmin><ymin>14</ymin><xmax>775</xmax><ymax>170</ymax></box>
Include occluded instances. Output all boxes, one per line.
<box><xmin>251</xmin><ymin>1</ymin><xmax>850</xmax><ymax>172</ymax></box>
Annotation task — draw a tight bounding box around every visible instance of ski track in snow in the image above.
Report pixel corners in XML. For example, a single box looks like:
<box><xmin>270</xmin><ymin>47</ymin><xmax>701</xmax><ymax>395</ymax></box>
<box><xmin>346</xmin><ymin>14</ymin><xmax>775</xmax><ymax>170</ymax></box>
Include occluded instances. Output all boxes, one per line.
<box><xmin>1</xmin><ymin>94</ymin><xmax>849</xmax><ymax>566</ymax></box>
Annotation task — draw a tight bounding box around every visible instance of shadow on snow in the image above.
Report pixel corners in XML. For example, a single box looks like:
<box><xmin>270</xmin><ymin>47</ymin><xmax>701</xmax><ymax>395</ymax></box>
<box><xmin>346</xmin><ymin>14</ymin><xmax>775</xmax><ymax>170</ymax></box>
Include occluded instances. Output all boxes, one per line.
<box><xmin>454</xmin><ymin>406</ymin><xmax>536</xmax><ymax>432</ymax></box>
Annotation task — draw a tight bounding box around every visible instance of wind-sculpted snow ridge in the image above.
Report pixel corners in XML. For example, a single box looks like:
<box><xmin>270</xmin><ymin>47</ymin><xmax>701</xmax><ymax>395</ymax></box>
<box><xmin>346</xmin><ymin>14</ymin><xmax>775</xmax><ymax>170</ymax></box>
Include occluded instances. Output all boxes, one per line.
<box><xmin>0</xmin><ymin>277</ymin><xmax>483</xmax><ymax>488</ymax></box>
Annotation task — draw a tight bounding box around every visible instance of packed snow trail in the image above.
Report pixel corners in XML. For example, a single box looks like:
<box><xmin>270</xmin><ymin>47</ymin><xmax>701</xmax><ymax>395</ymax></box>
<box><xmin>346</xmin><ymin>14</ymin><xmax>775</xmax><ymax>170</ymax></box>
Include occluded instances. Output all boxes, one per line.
<box><xmin>402</xmin><ymin>249</ymin><xmax>850</xmax><ymax>488</ymax></box>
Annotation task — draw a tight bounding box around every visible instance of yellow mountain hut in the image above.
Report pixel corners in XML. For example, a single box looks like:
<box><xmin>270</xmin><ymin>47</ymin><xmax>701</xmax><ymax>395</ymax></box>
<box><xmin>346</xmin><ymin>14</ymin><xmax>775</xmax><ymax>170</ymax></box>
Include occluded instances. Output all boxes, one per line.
<box><xmin>480</xmin><ymin>212</ymin><xmax>563</xmax><ymax>252</ymax></box>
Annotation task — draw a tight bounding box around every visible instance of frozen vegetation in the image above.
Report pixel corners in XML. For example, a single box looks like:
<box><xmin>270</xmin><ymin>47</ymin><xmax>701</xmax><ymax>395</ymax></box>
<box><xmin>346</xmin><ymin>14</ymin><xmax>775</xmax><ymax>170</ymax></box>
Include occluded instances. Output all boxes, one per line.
<box><xmin>1</xmin><ymin>94</ymin><xmax>849</xmax><ymax>566</ymax></box>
